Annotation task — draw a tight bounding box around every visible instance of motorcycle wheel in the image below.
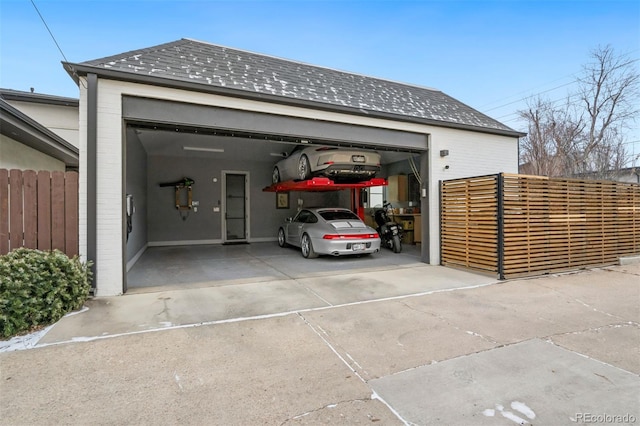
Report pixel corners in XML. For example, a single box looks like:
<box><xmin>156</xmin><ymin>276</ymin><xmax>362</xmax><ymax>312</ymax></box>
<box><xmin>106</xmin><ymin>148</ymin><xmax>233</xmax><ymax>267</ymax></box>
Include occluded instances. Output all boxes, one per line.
<box><xmin>392</xmin><ymin>235</ymin><xmax>402</xmax><ymax>253</ymax></box>
<box><xmin>385</xmin><ymin>237</ymin><xmax>394</xmax><ymax>250</ymax></box>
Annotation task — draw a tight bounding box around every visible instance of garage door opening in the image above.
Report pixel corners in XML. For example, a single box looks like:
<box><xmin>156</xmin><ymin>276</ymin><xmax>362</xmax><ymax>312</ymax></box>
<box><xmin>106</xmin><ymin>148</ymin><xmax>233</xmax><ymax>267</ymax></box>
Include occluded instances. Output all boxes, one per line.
<box><xmin>123</xmin><ymin>119</ymin><xmax>428</xmax><ymax>293</ymax></box>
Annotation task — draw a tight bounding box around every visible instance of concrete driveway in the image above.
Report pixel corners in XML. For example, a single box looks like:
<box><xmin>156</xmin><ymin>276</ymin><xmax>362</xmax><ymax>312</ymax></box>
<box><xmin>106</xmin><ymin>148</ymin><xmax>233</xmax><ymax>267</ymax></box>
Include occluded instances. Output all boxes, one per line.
<box><xmin>1</xmin><ymin>263</ymin><xmax>638</xmax><ymax>425</ymax></box>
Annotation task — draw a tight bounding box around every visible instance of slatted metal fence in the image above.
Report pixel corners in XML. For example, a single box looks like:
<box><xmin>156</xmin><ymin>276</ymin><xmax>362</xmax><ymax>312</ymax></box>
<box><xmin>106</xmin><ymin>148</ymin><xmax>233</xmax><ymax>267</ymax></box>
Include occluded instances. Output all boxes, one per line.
<box><xmin>0</xmin><ymin>169</ymin><xmax>78</xmax><ymax>257</ymax></box>
<box><xmin>441</xmin><ymin>173</ymin><xmax>640</xmax><ymax>279</ymax></box>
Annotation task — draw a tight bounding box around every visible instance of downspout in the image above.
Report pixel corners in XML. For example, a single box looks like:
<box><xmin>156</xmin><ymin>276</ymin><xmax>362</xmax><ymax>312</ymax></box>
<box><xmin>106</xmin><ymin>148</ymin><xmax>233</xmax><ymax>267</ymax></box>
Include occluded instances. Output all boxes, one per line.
<box><xmin>87</xmin><ymin>73</ymin><xmax>98</xmax><ymax>290</ymax></box>
<box><xmin>420</xmin><ymin>136</ymin><xmax>430</xmax><ymax>263</ymax></box>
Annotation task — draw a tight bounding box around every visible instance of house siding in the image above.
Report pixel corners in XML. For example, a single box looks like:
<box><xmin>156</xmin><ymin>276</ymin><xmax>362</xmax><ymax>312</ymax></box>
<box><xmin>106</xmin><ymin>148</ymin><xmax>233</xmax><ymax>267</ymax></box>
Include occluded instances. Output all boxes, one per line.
<box><xmin>0</xmin><ymin>134</ymin><xmax>66</xmax><ymax>171</ymax></box>
<box><xmin>79</xmin><ymin>78</ymin><xmax>518</xmax><ymax>296</ymax></box>
<box><xmin>6</xmin><ymin>101</ymin><xmax>79</xmax><ymax>148</ymax></box>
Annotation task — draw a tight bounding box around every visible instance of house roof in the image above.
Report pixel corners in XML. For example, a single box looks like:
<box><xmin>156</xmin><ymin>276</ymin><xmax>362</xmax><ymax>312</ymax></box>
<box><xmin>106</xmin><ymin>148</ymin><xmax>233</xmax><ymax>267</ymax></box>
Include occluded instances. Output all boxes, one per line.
<box><xmin>64</xmin><ymin>38</ymin><xmax>522</xmax><ymax>137</ymax></box>
<box><xmin>0</xmin><ymin>88</ymin><xmax>79</xmax><ymax>107</ymax></box>
<box><xmin>0</xmin><ymin>96</ymin><xmax>79</xmax><ymax>168</ymax></box>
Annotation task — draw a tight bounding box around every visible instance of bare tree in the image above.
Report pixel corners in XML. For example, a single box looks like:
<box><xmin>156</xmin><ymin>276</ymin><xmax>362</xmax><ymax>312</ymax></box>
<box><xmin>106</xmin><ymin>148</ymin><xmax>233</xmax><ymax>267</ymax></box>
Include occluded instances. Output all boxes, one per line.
<box><xmin>518</xmin><ymin>45</ymin><xmax>639</xmax><ymax>179</ymax></box>
<box><xmin>518</xmin><ymin>97</ymin><xmax>584</xmax><ymax>177</ymax></box>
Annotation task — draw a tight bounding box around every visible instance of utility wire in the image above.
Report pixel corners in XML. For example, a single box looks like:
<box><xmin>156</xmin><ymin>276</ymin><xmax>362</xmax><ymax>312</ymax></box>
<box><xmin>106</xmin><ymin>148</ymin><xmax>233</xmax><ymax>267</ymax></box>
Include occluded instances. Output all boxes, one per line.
<box><xmin>30</xmin><ymin>0</ymin><xmax>86</xmax><ymax>89</ymax></box>
<box><xmin>483</xmin><ymin>80</ymin><xmax>579</xmax><ymax>113</ymax></box>
<box><xmin>31</xmin><ymin>0</ymin><xmax>69</xmax><ymax>63</ymax></box>
<box><xmin>480</xmin><ymin>55</ymin><xmax>640</xmax><ymax>117</ymax></box>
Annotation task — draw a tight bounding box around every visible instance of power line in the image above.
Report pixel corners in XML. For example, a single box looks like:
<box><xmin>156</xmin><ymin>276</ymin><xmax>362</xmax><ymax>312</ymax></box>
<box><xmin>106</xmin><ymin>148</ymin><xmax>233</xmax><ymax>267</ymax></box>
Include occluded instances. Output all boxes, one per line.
<box><xmin>30</xmin><ymin>0</ymin><xmax>69</xmax><ymax>63</ymax></box>
<box><xmin>477</xmin><ymin>73</ymin><xmax>579</xmax><ymax>110</ymax></box>
<box><xmin>481</xmin><ymin>55</ymin><xmax>640</xmax><ymax>118</ymax></box>
<box><xmin>483</xmin><ymin>80</ymin><xmax>579</xmax><ymax>113</ymax></box>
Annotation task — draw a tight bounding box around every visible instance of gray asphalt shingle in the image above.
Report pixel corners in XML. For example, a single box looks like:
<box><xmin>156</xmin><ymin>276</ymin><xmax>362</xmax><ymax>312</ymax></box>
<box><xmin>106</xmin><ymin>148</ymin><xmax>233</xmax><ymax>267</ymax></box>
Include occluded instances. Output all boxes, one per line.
<box><xmin>80</xmin><ymin>38</ymin><xmax>516</xmax><ymax>134</ymax></box>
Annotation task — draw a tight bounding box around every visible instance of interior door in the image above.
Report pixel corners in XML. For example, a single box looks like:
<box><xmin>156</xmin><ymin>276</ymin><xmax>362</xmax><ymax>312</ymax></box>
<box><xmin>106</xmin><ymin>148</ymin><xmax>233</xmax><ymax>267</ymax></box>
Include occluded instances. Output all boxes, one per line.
<box><xmin>224</xmin><ymin>172</ymin><xmax>248</xmax><ymax>242</ymax></box>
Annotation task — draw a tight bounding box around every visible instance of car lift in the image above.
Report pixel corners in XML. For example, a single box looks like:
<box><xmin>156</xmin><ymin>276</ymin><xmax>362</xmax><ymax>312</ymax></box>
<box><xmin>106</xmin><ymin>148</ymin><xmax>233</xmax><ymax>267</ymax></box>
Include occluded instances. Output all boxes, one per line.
<box><xmin>262</xmin><ymin>177</ymin><xmax>387</xmax><ymax>220</ymax></box>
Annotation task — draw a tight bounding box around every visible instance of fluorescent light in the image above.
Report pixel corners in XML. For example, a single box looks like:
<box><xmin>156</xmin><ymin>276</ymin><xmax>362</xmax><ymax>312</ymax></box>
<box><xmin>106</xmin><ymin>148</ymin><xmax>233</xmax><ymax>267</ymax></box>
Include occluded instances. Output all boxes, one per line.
<box><xmin>183</xmin><ymin>146</ymin><xmax>224</xmax><ymax>153</ymax></box>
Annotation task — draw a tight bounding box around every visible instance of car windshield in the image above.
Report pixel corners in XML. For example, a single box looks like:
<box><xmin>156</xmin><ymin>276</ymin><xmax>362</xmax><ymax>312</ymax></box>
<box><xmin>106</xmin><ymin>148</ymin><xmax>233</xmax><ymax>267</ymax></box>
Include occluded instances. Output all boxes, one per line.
<box><xmin>319</xmin><ymin>210</ymin><xmax>360</xmax><ymax>221</ymax></box>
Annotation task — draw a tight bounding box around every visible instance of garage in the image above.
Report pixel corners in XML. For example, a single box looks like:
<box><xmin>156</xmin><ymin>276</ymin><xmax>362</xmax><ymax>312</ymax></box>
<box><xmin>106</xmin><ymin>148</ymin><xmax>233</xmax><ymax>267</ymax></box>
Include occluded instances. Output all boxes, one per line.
<box><xmin>123</xmin><ymin>97</ymin><xmax>428</xmax><ymax>292</ymax></box>
<box><xmin>65</xmin><ymin>38</ymin><xmax>521</xmax><ymax>296</ymax></box>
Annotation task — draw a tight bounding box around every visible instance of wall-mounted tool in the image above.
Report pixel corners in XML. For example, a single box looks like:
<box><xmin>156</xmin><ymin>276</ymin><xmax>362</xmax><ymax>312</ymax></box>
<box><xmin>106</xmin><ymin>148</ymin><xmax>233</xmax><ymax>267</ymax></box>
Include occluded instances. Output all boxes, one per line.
<box><xmin>159</xmin><ymin>177</ymin><xmax>195</xmax><ymax>220</ymax></box>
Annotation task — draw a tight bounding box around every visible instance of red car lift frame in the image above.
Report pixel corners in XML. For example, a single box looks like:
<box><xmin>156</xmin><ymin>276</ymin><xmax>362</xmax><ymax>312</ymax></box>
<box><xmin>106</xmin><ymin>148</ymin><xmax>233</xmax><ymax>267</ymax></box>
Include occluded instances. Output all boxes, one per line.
<box><xmin>262</xmin><ymin>177</ymin><xmax>388</xmax><ymax>220</ymax></box>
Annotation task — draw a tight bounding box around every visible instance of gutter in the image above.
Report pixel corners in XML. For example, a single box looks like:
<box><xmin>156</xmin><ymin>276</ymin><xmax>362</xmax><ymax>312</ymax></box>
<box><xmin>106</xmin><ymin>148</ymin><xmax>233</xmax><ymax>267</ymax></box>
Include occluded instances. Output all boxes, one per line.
<box><xmin>0</xmin><ymin>99</ymin><xmax>79</xmax><ymax>167</ymax></box>
<box><xmin>0</xmin><ymin>88</ymin><xmax>79</xmax><ymax>108</ymax></box>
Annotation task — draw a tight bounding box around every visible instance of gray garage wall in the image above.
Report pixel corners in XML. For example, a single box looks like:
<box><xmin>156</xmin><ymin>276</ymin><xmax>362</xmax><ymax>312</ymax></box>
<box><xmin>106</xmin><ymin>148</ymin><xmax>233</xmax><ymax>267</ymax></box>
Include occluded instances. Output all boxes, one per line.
<box><xmin>125</xmin><ymin>130</ymin><xmax>148</xmax><ymax>262</ymax></box>
<box><xmin>146</xmin><ymin>156</ymin><xmax>350</xmax><ymax>244</ymax></box>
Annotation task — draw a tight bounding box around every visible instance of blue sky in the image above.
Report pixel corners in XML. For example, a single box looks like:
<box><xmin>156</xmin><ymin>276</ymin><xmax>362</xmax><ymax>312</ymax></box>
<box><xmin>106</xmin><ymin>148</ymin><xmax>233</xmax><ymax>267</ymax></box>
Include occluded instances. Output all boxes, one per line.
<box><xmin>1</xmin><ymin>0</ymin><xmax>639</xmax><ymax>159</ymax></box>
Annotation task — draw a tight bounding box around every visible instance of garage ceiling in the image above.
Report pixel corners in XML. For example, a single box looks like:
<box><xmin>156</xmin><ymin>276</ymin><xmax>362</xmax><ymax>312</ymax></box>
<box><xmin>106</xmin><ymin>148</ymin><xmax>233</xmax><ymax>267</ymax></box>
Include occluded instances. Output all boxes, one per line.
<box><xmin>132</xmin><ymin>127</ymin><xmax>420</xmax><ymax>165</ymax></box>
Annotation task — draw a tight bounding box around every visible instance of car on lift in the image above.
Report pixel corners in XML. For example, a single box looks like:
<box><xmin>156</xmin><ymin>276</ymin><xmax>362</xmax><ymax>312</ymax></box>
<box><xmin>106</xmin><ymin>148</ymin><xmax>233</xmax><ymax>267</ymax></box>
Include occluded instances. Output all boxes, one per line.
<box><xmin>278</xmin><ymin>207</ymin><xmax>381</xmax><ymax>258</ymax></box>
<box><xmin>272</xmin><ymin>145</ymin><xmax>381</xmax><ymax>184</ymax></box>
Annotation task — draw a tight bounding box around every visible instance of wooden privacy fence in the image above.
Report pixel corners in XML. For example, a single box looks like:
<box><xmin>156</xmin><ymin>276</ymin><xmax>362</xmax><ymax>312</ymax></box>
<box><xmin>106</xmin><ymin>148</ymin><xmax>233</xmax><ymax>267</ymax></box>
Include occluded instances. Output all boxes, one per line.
<box><xmin>441</xmin><ymin>173</ymin><xmax>640</xmax><ymax>279</ymax></box>
<box><xmin>0</xmin><ymin>169</ymin><xmax>78</xmax><ymax>257</ymax></box>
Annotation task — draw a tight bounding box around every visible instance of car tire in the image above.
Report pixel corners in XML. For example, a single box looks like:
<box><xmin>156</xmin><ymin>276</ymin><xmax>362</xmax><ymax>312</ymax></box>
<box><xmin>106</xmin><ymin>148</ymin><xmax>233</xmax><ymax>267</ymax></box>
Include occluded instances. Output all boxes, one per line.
<box><xmin>272</xmin><ymin>167</ymin><xmax>281</xmax><ymax>184</ymax></box>
<box><xmin>277</xmin><ymin>228</ymin><xmax>287</xmax><ymax>247</ymax></box>
<box><xmin>298</xmin><ymin>155</ymin><xmax>311</xmax><ymax>181</ymax></box>
<box><xmin>301</xmin><ymin>233</ymin><xmax>318</xmax><ymax>258</ymax></box>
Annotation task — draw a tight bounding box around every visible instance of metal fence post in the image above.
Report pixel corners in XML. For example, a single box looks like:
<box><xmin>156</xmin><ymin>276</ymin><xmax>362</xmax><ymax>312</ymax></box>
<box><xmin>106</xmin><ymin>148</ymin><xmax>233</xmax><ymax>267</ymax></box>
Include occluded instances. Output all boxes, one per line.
<box><xmin>497</xmin><ymin>173</ymin><xmax>505</xmax><ymax>280</ymax></box>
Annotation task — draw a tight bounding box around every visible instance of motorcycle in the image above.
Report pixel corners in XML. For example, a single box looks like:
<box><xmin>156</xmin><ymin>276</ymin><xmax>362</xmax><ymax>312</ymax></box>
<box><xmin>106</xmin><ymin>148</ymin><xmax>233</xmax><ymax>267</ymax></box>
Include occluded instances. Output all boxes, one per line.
<box><xmin>373</xmin><ymin>201</ymin><xmax>403</xmax><ymax>253</ymax></box>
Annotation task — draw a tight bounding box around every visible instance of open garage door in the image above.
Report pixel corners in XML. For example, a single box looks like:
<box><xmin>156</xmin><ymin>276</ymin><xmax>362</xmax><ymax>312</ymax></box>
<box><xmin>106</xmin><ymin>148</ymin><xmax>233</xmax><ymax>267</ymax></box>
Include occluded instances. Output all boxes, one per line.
<box><xmin>123</xmin><ymin>96</ymin><xmax>429</xmax><ymax>292</ymax></box>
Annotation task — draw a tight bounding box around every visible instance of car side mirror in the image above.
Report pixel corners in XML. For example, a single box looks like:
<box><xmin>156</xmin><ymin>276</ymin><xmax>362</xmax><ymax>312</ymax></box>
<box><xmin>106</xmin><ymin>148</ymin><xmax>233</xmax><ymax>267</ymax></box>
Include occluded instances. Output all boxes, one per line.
<box><xmin>285</xmin><ymin>217</ymin><xmax>293</xmax><ymax>223</ymax></box>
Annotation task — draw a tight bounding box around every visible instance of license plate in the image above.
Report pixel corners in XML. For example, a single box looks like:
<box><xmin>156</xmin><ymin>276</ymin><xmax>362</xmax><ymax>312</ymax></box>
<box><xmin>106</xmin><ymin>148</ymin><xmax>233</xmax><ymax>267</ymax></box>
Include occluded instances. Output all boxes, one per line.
<box><xmin>352</xmin><ymin>243</ymin><xmax>365</xmax><ymax>250</ymax></box>
<box><xmin>352</xmin><ymin>155</ymin><xmax>365</xmax><ymax>163</ymax></box>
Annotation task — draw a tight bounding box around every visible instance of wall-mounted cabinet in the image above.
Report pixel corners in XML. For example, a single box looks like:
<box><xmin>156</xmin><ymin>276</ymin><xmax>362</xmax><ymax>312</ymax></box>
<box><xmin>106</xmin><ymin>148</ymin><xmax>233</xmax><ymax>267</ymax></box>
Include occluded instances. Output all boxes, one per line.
<box><xmin>387</xmin><ymin>175</ymin><xmax>408</xmax><ymax>203</ymax></box>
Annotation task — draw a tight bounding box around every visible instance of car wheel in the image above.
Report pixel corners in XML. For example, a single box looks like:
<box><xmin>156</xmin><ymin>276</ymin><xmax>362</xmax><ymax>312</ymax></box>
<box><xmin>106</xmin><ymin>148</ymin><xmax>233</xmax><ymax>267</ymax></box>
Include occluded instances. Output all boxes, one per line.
<box><xmin>272</xmin><ymin>167</ymin><xmax>281</xmax><ymax>184</ymax></box>
<box><xmin>301</xmin><ymin>233</ymin><xmax>318</xmax><ymax>258</ymax></box>
<box><xmin>298</xmin><ymin>155</ymin><xmax>311</xmax><ymax>181</ymax></box>
<box><xmin>277</xmin><ymin>228</ymin><xmax>287</xmax><ymax>247</ymax></box>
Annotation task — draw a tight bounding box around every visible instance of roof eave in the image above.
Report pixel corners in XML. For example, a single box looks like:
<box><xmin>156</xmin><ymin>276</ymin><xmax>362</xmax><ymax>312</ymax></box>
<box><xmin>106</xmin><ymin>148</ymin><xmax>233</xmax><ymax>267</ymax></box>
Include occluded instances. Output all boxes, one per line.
<box><xmin>0</xmin><ymin>99</ymin><xmax>79</xmax><ymax>167</ymax></box>
<box><xmin>64</xmin><ymin>62</ymin><xmax>525</xmax><ymax>139</ymax></box>
<box><xmin>0</xmin><ymin>88</ymin><xmax>79</xmax><ymax>107</ymax></box>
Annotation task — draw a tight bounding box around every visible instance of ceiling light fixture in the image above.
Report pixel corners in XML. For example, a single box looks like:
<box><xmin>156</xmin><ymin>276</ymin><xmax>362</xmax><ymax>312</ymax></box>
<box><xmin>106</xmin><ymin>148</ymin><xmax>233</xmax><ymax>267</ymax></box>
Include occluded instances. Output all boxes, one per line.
<box><xmin>183</xmin><ymin>146</ymin><xmax>224</xmax><ymax>153</ymax></box>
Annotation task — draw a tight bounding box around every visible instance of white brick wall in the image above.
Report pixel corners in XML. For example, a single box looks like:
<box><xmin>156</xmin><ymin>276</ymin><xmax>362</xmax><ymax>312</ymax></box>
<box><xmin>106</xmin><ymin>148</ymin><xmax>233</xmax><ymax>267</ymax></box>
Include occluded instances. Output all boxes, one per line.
<box><xmin>427</xmin><ymin>128</ymin><xmax>518</xmax><ymax>263</ymax></box>
<box><xmin>78</xmin><ymin>79</ymin><xmax>519</xmax><ymax>295</ymax></box>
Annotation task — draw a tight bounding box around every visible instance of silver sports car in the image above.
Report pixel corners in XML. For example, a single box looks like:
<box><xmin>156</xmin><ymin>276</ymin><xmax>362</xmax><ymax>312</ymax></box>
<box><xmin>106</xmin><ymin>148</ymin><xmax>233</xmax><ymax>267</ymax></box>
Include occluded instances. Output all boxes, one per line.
<box><xmin>272</xmin><ymin>145</ymin><xmax>381</xmax><ymax>183</ymax></box>
<box><xmin>278</xmin><ymin>207</ymin><xmax>381</xmax><ymax>258</ymax></box>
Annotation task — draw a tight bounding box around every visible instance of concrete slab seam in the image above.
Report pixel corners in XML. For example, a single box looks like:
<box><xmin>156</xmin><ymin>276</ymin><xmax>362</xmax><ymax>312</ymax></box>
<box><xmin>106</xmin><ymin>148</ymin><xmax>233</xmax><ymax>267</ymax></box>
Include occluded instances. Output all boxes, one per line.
<box><xmin>295</xmin><ymin>312</ymin><xmax>413</xmax><ymax>425</ymax></box>
<box><xmin>534</xmin><ymin>281</ymin><xmax>633</xmax><ymax>322</ymax></box>
<box><xmin>19</xmin><ymin>280</ymin><xmax>504</xmax><ymax>352</ymax></box>
<box><xmin>370</xmin><ymin>390</ymin><xmax>413</xmax><ymax>426</ymax></box>
<box><xmin>399</xmin><ymin>300</ymin><xmax>500</xmax><ymax>345</ymax></box>
<box><xmin>294</xmin><ymin>313</ymin><xmax>411</xmax><ymax>426</ymax></box>
<box><xmin>250</xmin><ymin>252</ymin><xmax>296</xmax><ymax>281</ymax></box>
<box><xmin>549</xmin><ymin>321</ymin><xmax>639</xmax><ymax>338</ymax></box>
<box><xmin>383</xmin><ymin>332</ymin><xmax>640</xmax><ymax>385</ymax></box>
<box><xmin>608</xmin><ymin>268</ymin><xmax>640</xmax><ymax>277</ymax></box>
<box><xmin>543</xmin><ymin>336</ymin><xmax>640</xmax><ymax>377</ymax></box>
<box><xmin>284</xmin><ymin>398</ymin><xmax>374</xmax><ymax>424</ymax></box>
<box><xmin>295</xmin><ymin>312</ymin><xmax>366</xmax><ymax>383</ymax></box>
<box><xmin>297</xmin><ymin>281</ymin><xmax>334</xmax><ymax>306</ymax></box>
<box><xmin>544</xmin><ymin>327</ymin><xmax>640</xmax><ymax>377</ymax></box>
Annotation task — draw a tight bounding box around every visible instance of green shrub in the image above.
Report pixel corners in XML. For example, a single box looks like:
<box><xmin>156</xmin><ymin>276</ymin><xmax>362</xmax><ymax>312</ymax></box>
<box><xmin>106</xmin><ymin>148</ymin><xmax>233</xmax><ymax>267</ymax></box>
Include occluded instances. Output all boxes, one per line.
<box><xmin>0</xmin><ymin>248</ymin><xmax>93</xmax><ymax>339</ymax></box>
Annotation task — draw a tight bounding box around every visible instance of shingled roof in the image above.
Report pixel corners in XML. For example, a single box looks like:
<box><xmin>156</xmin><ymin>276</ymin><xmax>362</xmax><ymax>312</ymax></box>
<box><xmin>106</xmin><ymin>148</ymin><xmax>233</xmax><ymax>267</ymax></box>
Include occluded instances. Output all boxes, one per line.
<box><xmin>66</xmin><ymin>38</ymin><xmax>520</xmax><ymax>136</ymax></box>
